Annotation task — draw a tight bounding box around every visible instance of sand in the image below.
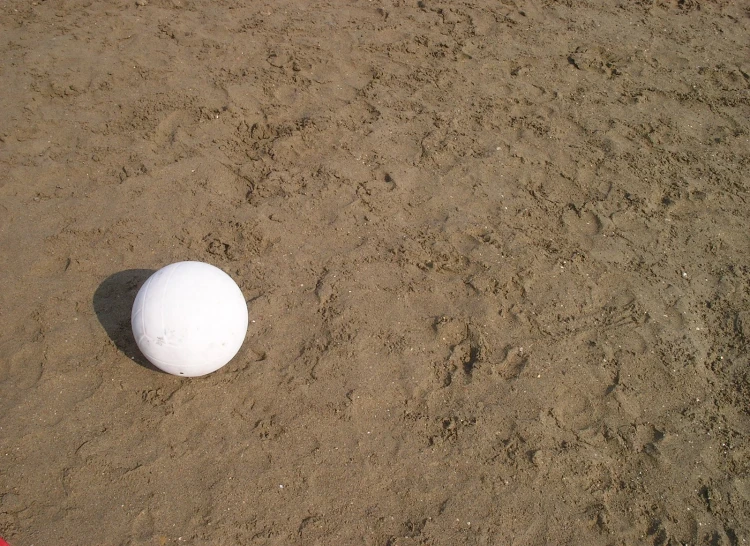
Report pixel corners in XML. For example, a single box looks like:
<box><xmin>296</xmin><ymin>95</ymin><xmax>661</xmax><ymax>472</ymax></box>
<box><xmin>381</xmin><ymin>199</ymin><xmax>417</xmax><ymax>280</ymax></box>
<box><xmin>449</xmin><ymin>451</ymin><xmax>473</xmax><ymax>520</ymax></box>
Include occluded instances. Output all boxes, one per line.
<box><xmin>1</xmin><ymin>0</ymin><xmax>749</xmax><ymax>544</ymax></box>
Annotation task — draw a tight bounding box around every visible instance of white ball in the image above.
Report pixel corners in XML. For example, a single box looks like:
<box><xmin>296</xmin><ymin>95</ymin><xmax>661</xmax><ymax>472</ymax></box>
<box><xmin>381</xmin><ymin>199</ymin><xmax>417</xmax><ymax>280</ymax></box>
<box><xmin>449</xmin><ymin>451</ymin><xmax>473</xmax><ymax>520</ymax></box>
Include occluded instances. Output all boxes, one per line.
<box><xmin>131</xmin><ymin>261</ymin><xmax>249</xmax><ymax>377</ymax></box>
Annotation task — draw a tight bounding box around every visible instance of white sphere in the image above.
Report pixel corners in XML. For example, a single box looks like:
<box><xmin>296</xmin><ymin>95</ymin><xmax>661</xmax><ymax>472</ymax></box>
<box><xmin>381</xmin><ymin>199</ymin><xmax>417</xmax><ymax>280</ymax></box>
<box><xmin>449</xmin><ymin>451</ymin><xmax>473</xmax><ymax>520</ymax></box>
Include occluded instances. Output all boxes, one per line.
<box><xmin>131</xmin><ymin>261</ymin><xmax>249</xmax><ymax>377</ymax></box>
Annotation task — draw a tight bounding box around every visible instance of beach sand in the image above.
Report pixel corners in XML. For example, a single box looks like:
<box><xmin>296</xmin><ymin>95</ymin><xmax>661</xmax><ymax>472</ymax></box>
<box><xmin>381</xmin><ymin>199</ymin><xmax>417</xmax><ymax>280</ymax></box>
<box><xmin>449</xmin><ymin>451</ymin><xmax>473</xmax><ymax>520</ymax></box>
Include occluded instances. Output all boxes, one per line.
<box><xmin>1</xmin><ymin>1</ymin><xmax>749</xmax><ymax>544</ymax></box>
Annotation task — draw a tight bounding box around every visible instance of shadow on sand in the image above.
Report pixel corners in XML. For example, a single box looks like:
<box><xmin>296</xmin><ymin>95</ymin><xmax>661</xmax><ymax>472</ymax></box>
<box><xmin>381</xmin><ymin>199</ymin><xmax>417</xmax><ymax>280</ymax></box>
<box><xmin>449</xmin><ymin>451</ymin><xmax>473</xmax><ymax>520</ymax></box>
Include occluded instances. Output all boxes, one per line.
<box><xmin>93</xmin><ymin>268</ymin><xmax>165</xmax><ymax>373</ymax></box>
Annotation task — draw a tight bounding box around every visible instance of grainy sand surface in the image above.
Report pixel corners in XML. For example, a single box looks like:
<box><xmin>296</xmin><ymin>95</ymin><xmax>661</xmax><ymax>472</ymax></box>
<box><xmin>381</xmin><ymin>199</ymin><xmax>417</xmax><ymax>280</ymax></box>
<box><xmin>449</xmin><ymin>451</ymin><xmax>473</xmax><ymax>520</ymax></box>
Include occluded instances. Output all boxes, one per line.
<box><xmin>1</xmin><ymin>1</ymin><xmax>749</xmax><ymax>544</ymax></box>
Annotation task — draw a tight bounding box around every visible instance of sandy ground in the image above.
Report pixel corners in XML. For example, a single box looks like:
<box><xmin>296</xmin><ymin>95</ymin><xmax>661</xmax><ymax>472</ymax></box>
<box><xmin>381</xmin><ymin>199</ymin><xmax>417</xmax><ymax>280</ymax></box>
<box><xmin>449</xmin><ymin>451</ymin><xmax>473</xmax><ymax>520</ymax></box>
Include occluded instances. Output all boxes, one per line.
<box><xmin>1</xmin><ymin>0</ymin><xmax>749</xmax><ymax>544</ymax></box>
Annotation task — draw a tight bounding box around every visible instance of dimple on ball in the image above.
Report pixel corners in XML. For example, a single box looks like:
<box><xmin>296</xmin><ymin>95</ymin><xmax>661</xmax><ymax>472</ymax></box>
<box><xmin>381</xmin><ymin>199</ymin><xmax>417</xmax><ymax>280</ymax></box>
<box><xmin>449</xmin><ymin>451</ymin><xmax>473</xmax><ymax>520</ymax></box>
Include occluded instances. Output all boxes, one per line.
<box><xmin>131</xmin><ymin>261</ymin><xmax>249</xmax><ymax>377</ymax></box>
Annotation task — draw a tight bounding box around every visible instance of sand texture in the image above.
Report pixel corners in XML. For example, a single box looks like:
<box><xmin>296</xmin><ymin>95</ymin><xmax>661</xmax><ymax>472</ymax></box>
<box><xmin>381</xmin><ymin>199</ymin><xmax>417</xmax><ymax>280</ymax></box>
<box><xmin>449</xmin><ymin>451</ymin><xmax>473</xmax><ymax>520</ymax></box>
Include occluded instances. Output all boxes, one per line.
<box><xmin>1</xmin><ymin>0</ymin><xmax>749</xmax><ymax>544</ymax></box>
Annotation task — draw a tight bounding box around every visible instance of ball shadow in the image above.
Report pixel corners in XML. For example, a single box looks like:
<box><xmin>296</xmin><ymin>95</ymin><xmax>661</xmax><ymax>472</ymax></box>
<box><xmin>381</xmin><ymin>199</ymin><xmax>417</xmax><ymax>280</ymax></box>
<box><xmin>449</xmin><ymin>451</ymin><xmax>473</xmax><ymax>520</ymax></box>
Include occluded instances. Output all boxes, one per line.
<box><xmin>93</xmin><ymin>269</ymin><xmax>165</xmax><ymax>373</ymax></box>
